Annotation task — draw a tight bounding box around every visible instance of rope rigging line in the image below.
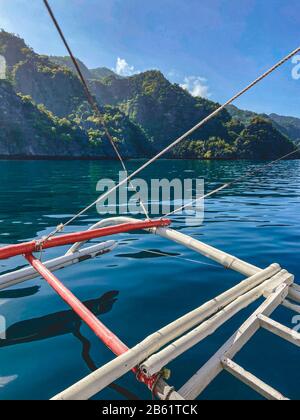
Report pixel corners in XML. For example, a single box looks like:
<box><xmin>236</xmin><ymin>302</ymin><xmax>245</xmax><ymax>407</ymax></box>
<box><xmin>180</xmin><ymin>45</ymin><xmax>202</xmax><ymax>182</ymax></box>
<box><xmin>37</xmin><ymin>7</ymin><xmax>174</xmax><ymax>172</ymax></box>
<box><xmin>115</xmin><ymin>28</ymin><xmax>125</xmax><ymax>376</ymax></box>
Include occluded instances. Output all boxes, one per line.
<box><xmin>124</xmin><ymin>245</ymin><xmax>222</xmax><ymax>269</ymax></box>
<box><xmin>52</xmin><ymin>45</ymin><xmax>300</xmax><ymax>233</ymax></box>
<box><xmin>165</xmin><ymin>147</ymin><xmax>300</xmax><ymax>217</ymax></box>
<box><xmin>43</xmin><ymin>0</ymin><xmax>150</xmax><ymax>225</ymax></box>
<box><xmin>43</xmin><ymin>0</ymin><xmax>300</xmax><ymax>237</ymax></box>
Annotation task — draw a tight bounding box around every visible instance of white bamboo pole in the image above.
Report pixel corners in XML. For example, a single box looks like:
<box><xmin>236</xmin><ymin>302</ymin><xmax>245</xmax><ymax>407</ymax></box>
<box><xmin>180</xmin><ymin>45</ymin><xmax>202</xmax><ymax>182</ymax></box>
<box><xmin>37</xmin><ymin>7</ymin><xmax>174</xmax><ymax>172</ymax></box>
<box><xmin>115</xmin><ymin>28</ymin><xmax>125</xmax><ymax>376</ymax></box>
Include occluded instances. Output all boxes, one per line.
<box><xmin>155</xmin><ymin>228</ymin><xmax>260</xmax><ymax>277</ymax></box>
<box><xmin>282</xmin><ymin>299</ymin><xmax>300</xmax><ymax>314</ymax></box>
<box><xmin>140</xmin><ymin>270</ymin><xmax>292</xmax><ymax>377</ymax></box>
<box><xmin>69</xmin><ymin>218</ymin><xmax>261</xmax><ymax>277</ymax></box>
<box><xmin>292</xmin><ymin>283</ymin><xmax>300</xmax><ymax>292</ymax></box>
<box><xmin>0</xmin><ymin>241</ymin><xmax>116</xmax><ymax>290</ymax></box>
<box><xmin>178</xmin><ymin>281</ymin><xmax>290</xmax><ymax>400</ymax></box>
<box><xmin>288</xmin><ymin>285</ymin><xmax>300</xmax><ymax>303</ymax></box>
<box><xmin>52</xmin><ymin>264</ymin><xmax>281</xmax><ymax>400</ymax></box>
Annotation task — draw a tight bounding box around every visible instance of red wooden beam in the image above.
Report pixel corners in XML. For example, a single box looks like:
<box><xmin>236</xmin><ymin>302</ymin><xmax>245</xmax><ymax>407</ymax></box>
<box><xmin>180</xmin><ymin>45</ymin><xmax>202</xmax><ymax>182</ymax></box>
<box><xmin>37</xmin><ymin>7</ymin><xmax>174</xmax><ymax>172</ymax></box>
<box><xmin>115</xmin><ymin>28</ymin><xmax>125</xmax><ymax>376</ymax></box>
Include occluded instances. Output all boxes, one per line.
<box><xmin>0</xmin><ymin>219</ymin><xmax>171</xmax><ymax>260</ymax></box>
<box><xmin>25</xmin><ymin>253</ymin><xmax>158</xmax><ymax>391</ymax></box>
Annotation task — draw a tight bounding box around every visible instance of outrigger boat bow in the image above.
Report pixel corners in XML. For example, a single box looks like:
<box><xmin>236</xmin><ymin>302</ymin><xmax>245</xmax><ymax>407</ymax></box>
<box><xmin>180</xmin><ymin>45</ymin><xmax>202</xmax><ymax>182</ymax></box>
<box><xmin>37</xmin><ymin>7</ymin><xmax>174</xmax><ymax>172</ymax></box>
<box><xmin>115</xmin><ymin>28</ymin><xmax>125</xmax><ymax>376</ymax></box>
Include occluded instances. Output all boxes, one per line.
<box><xmin>0</xmin><ymin>0</ymin><xmax>299</xmax><ymax>401</ymax></box>
<box><xmin>0</xmin><ymin>216</ymin><xmax>299</xmax><ymax>400</ymax></box>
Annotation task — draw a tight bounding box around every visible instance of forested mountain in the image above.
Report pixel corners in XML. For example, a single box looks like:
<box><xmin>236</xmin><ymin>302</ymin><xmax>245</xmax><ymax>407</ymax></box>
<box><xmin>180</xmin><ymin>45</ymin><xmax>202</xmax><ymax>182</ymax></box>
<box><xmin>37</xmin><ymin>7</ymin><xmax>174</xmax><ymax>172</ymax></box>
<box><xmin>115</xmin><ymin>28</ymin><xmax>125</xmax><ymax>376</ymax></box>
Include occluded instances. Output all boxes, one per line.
<box><xmin>227</xmin><ymin>105</ymin><xmax>300</xmax><ymax>144</ymax></box>
<box><xmin>0</xmin><ymin>30</ymin><xmax>298</xmax><ymax>159</ymax></box>
<box><xmin>269</xmin><ymin>113</ymin><xmax>300</xmax><ymax>144</ymax></box>
<box><xmin>49</xmin><ymin>56</ymin><xmax>120</xmax><ymax>82</ymax></box>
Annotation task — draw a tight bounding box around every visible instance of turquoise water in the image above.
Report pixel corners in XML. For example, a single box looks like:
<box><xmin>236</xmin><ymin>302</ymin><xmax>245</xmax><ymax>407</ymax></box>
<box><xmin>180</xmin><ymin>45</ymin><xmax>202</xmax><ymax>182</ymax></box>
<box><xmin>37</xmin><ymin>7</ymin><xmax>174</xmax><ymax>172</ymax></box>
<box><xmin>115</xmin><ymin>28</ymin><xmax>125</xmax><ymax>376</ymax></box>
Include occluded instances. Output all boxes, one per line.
<box><xmin>0</xmin><ymin>159</ymin><xmax>299</xmax><ymax>400</ymax></box>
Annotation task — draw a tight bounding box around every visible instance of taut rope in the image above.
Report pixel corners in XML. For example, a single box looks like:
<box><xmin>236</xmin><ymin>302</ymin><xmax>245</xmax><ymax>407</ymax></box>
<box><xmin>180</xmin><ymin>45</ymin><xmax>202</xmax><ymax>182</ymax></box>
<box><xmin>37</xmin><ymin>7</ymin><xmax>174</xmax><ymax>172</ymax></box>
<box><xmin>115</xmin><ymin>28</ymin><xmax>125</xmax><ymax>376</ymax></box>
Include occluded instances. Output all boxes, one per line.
<box><xmin>43</xmin><ymin>0</ymin><xmax>150</xmax><ymax>229</ymax></box>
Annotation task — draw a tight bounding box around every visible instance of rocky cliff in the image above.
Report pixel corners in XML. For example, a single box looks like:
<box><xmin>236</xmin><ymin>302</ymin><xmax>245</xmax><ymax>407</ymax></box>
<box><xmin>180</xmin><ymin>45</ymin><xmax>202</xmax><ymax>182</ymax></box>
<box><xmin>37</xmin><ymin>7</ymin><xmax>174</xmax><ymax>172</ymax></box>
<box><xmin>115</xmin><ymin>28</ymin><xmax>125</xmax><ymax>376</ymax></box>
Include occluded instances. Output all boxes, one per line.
<box><xmin>0</xmin><ymin>30</ymin><xmax>297</xmax><ymax>160</ymax></box>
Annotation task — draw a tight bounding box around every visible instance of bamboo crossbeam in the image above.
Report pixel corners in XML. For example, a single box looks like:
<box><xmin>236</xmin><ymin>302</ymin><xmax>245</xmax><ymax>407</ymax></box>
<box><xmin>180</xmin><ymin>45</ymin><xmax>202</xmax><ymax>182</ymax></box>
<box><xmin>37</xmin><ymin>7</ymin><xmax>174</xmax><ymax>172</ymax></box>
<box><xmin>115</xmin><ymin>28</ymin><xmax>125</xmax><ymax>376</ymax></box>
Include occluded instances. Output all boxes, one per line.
<box><xmin>0</xmin><ymin>241</ymin><xmax>116</xmax><ymax>291</ymax></box>
<box><xmin>282</xmin><ymin>299</ymin><xmax>300</xmax><ymax>314</ymax></box>
<box><xmin>52</xmin><ymin>265</ymin><xmax>282</xmax><ymax>400</ymax></box>
<box><xmin>140</xmin><ymin>270</ymin><xmax>291</xmax><ymax>377</ymax></box>
<box><xmin>155</xmin><ymin>228</ymin><xmax>260</xmax><ymax>277</ymax></box>
<box><xmin>178</xmin><ymin>281</ymin><xmax>291</xmax><ymax>400</ymax></box>
<box><xmin>258</xmin><ymin>314</ymin><xmax>300</xmax><ymax>347</ymax></box>
<box><xmin>222</xmin><ymin>358</ymin><xmax>289</xmax><ymax>400</ymax></box>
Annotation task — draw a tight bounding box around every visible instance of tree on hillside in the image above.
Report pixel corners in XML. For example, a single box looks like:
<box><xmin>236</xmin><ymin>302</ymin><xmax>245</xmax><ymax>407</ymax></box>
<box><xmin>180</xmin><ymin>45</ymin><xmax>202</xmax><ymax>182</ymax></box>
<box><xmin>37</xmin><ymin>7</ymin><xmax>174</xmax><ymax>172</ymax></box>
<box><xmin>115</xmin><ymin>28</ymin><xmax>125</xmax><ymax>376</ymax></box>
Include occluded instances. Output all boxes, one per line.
<box><xmin>236</xmin><ymin>117</ymin><xmax>296</xmax><ymax>160</ymax></box>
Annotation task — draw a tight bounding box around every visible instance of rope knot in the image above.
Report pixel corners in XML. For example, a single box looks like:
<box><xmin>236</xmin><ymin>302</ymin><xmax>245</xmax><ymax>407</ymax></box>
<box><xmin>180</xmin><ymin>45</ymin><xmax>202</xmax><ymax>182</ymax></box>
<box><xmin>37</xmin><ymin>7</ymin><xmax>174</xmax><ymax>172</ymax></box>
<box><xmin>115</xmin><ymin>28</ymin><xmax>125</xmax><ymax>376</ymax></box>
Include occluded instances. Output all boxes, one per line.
<box><xmin>35</xmin><ymin>236</ymin><xmax>47</xmax><ymax>252</ymax></box>
<box><xmin>56</xmin><ymin>223</ymin><xmax>65</xmax><ymax>233</ymax></box>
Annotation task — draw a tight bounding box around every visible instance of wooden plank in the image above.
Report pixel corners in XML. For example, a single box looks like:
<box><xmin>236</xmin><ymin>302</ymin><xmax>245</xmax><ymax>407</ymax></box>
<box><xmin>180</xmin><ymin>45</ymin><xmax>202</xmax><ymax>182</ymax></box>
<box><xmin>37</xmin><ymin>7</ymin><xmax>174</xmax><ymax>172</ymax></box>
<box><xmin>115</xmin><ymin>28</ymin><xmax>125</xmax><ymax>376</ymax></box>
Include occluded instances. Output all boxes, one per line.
<box><xmin>258</xmin><ymin>314</ymin><xmax>300</xmax><ymax>347</ymax></box>
<box><xmin>155</xmin><ymin>379</ymin><xmax>185</xmax><ymax>401</ymax></box>
<box><xmin>178</xmin><ymin>319</ymin><xmax>261</xmax><ymax>400</ymax></box>
<box><xmin>222</xmin><ymin>358</ymin><xmax>289</xmax><ymax>401</ymax></box>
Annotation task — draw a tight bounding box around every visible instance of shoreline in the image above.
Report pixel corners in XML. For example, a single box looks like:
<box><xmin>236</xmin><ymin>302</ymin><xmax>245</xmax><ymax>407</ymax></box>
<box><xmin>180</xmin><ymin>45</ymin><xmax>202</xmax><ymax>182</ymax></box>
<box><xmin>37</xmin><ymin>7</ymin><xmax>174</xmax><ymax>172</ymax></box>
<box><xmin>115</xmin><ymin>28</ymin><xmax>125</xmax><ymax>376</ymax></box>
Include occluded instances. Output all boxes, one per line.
<box><xmin>0</xmin><ymin>155</ymin><xmax>299</xmax><ymax>162</ymax></box>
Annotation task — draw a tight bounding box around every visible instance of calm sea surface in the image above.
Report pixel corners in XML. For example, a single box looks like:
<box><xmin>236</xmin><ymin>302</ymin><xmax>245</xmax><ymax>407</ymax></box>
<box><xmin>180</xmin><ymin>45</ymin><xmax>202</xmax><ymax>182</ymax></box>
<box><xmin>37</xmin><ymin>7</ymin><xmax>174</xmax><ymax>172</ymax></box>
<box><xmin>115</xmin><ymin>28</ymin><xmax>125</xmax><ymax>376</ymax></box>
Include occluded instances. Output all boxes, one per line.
<box><xmin>0</xmin><ymin>159</ymin><xmax>299</xmax><ymax>400</ymax></box>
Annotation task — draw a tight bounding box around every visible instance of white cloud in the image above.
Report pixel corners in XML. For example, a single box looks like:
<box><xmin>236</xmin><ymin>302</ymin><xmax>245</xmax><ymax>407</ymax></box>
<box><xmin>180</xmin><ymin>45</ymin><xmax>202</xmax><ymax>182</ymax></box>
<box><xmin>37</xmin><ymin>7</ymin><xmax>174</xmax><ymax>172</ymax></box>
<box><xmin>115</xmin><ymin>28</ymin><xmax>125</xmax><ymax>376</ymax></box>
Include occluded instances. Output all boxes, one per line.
<box><xmin>114</xmin><ymin>57</ymin><xmax>136</xmax><ymax>77</ymax></box>
<box><xmin>180</xmin><ymin>76</ymin><xmax>211</xmax><ymax>98</ymax></box>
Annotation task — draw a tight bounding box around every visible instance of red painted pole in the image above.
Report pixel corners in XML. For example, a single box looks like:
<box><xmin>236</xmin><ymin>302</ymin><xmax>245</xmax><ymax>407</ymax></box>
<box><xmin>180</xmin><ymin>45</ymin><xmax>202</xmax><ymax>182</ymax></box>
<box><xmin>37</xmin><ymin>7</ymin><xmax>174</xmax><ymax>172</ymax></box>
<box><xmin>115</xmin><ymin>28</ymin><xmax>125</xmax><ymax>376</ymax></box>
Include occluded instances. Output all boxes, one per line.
<box><xmin>0</xmin><ymin>219</ymin><xmax>171</xmax><ymax>260</ymax></box>
<box><xmin>25</xmin><ymin>253</ymin><xmax>158</xmax><ymax>390</ymax></box>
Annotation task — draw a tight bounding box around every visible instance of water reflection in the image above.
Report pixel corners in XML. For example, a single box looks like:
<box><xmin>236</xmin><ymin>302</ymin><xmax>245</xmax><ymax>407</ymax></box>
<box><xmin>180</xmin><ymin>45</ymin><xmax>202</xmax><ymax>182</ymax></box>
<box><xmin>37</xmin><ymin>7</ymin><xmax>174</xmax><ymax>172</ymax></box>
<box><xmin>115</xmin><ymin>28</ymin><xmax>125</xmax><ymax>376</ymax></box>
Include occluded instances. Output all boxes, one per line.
<box><xmin>1</xmin><ymin>159</ymin><xmax>299</xmax><ymax>243</ymax></box>
<box><xmin>116</xmin><ymin>249</ymin><xmax>180</xmax><ymax>260</ymax></box>
<box><xmin>0</xmin><ymin>286</ymin><xmax>40</xmax><ymax>300</ymax></box>
<box><xmin>0</xmin><ymin>290</ymin><xmax>139</xmax><ymax>399</ymax></box>
<box><xmin>1</xmin><ymin>291</ymin><xmax>118</xmax><ymax>347</ymax></box>
<box><xmin>1</xmin><ymin>159</ymin><xmax>300</xmax><ymax>400</ymax></box>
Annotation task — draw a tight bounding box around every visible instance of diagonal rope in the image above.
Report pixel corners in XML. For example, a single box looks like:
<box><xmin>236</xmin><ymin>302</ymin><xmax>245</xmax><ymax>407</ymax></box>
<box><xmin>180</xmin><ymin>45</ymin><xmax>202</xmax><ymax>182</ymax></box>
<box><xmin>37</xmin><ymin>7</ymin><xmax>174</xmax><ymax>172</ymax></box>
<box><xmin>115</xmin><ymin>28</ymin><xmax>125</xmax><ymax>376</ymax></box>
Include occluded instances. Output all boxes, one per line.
<box><xmin>124</xmin><ymin>245</ymin><xmax>222</xmax><ymax>269</ymax></box>
<box><xmin>43</xmin><ymin>0</ymin><xmax>149</xmax><ymax>225</ymax></box>
<box><xmin>165</xmin><ymin>147</ymin><xmax>300</xmax><ymax>217</ymax></box>
<box><xmin>43</xmin><ymin>0</ymin><xmax>300</xmax><ymax>236</ymax></box>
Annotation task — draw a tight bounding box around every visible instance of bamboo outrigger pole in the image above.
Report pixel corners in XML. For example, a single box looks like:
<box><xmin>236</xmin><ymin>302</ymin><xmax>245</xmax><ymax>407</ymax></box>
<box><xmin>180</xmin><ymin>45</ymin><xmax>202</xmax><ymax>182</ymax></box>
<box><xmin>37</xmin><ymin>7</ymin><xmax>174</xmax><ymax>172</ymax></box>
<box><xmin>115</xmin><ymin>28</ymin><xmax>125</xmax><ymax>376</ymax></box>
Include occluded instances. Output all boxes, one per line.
<box><xmin>52</xmin><ymin>265</ymin><xmax>284</xmax><ymax>400</ymax></box>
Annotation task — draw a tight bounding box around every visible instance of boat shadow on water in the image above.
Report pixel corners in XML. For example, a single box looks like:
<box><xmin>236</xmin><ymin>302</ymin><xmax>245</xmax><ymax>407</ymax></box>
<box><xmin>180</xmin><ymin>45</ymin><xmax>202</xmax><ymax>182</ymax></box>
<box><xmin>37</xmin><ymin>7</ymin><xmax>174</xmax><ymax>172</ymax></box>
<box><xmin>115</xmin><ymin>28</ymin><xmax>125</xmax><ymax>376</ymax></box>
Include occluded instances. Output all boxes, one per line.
<box><xmin>0</xmin><ymin>287</ymin><xmax>139</xmax><ymax>400</ymax></box>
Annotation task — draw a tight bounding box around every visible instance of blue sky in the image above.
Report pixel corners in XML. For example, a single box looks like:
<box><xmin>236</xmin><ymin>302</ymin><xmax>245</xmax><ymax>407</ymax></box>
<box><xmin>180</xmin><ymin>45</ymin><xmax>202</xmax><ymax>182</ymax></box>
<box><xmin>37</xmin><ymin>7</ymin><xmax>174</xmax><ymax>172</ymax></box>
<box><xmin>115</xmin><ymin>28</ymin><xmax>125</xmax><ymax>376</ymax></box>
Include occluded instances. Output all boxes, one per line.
<box><xmin>0</xmin><ymin>0</ymin><xmax>299</xmax><ymax>117</ymax></box>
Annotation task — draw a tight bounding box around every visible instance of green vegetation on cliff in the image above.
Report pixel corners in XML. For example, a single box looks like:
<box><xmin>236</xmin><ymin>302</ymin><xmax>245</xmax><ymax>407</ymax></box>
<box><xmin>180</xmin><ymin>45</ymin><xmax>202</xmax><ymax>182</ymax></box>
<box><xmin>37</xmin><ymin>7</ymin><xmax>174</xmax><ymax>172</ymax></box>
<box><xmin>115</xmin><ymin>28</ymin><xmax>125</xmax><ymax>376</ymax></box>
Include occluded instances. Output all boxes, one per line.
<box><xmin>0</xmin><ymin>30</ymin><xmax>298</xmax><ymax>160</ymax></box>
<box><xmin>236</xmin><ymin>117</ymin><xmax>295</xmax><ymax>159</ymax></box>
<box><xmin>269</xmin><ymin>113</ymin><xmax>300</xmax><ymax>143</ymax></box>
<box><xmin>227</xmin><ymin>104</ymin><xmax>300</xmax><ymax>144</ymax></box>
<box><xmin>175</xmin><ymin>117</ymin><xmax>295</xmax><ymax>160</ymax></box>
